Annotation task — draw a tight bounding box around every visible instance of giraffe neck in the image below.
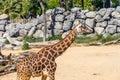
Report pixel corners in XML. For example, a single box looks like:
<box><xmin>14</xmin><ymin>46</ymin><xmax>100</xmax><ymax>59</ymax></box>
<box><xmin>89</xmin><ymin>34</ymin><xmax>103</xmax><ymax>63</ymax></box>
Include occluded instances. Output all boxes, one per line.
<box><xmin>52</xmin><ymin>28</ymin><xmax>77</xmax><ymax>58</ymax></box>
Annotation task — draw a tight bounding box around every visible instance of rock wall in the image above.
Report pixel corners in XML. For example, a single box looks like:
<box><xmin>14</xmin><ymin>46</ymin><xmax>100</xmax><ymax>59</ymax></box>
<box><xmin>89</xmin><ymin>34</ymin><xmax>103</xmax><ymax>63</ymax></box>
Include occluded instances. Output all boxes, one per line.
<box><xmin>1</xmin><ymin>6</ymin><xmax>120</xmax><ymax>41</ymax></box>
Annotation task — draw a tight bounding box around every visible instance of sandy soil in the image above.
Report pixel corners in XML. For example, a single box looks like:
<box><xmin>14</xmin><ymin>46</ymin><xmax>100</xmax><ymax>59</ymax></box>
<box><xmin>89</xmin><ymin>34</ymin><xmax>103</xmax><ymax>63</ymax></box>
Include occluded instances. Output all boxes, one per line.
<box><xmin>0</xmin><ymin>45</ymin><xmax>120</xmax><ymax>80</ymax></box>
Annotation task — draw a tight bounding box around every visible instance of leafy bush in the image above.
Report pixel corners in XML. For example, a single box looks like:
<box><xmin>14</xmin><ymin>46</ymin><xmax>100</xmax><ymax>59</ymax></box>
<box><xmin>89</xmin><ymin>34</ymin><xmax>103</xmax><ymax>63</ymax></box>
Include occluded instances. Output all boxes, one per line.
<box><xmin>47</xmin><ymin>35</ymin><xmax>62</xmax><ymax>41</ymax></box>
<box><xmin>4</xmin><ymin>39</ymin><xmax>10</xmax><ymax>44</ymax></box>
<box><xmin>22</xmin><ymin>41</ymin><xmax>29</xmax><ymax>50</ymax></box>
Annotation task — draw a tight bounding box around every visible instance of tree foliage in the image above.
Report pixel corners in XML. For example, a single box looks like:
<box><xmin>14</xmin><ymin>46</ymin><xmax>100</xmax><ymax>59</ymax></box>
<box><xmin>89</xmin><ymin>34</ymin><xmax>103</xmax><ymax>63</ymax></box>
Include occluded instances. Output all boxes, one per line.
<box><xmin>0</xmin><ymin>0</ymin><xmax>119</xmax><ymax>20</ymax></box>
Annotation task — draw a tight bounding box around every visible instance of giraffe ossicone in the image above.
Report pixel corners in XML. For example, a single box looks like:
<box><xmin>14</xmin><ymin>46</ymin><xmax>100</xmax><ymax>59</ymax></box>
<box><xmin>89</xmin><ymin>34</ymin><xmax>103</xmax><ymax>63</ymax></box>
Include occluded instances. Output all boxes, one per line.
<box><xmin>16</xmin><ymin>20</ymin><xmax>92</xmax><ymax>80</ymax></box>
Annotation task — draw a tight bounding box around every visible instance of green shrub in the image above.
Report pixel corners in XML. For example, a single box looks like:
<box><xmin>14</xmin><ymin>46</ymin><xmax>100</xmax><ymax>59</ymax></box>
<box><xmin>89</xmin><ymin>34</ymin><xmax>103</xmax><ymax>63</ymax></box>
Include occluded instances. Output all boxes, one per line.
<box><xmin>47</xmin><ymin>35</ymin><xmax>62</xmax><ymax>41</ymax></box>
<box><xmin>4</xmin><ymin>39</ymin><xmax>10</xmax><ymax>44</ymax></box>
<box><xmin>22</xmin><ymin>41</ymin><xmax>29</xmax><ymax>50</ymax></box>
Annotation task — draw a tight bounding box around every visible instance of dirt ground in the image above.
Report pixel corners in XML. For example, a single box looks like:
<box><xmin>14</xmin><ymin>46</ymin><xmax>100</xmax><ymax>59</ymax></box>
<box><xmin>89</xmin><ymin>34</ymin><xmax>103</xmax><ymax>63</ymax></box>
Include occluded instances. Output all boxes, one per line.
<box><xmin>1</xmin><ymin>45</ymin><xmax>120</xmax><ymax>80</ymax></box>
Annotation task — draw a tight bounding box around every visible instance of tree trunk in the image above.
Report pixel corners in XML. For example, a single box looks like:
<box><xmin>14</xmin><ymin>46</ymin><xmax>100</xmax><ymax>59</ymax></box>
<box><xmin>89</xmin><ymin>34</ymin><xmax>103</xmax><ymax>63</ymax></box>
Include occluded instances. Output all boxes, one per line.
<box><xmin>103</xmin><ymin>0</ymin><xmax>111</xmax><ymax>8</ymax></box>
<box><xmin>68</xmin><ymin>0</ymin><xmax>73</xmax><ymax>10</ymax></box>
<box><xmin>59</xmin><ymin>0</ymin><xmax>66</xmax><ymax>9</ymax></box>
<box><xmin>81</xmin><ymin>0</ymin><xmax>84</xmax><ymax>9</ymax></box>
<box><xmin>39</xmin><ymin>0</ymin><xmax>47</xmax><ymax>42</ymax></box>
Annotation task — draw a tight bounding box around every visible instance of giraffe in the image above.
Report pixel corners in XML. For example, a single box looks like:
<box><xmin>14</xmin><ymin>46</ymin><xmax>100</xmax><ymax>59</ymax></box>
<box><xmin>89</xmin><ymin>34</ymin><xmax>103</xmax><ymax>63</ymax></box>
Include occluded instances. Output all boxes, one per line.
<box><xmin>16</xmin><ymin>20</ymin><xmax>93</xmax><ymax>80</ymax></box>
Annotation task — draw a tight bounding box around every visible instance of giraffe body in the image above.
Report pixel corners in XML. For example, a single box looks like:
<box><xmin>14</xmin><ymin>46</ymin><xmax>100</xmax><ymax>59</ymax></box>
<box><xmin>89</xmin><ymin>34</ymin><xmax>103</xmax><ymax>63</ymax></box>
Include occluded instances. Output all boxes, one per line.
<box><xmin>16</xmin><ymin>20</ymin><xmax>93</xmax><ymax>80</ymax></box>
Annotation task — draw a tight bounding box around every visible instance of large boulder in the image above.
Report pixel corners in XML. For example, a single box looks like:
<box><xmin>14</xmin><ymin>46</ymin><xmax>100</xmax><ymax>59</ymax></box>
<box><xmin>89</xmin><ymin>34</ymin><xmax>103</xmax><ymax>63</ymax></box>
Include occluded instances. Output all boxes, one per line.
<box><xmin>94</xmin><ymin>26</ymin><xmax>105</xmax><ymax>35</ymax></box>
<box><xmin>6</xmin><ymin>28</ymin><xmax>19</xmax><ymax>37</ymax></box>
<box><xmin>98</xmin><ymin>8</ymin><xmax>107</xmax><ymax>16</ymax></box>
<box><xmin>108</xmin><ymin>19</ymin><xmax>120</xmax><ymax>26</ymax></box>
<box><xmin>85</xmin><ymin>11</ymin><xmax>96</xmax><ymax>18</ymax></box>
<box><xmin>0</xmin><ymin>25</ymin><xmax>5</xmax><ymax>31</ymax></box>
<box><xmin>53</xmin><ymin>7</ymin><xmax>65</xmax><ymax>14</ymax></box>
<box><xmin>55</xmin><ymin>14</ymin><xmax>64</xmax><ymax>22</ymax></box>
<box><xmin>24</xmin><ymin>23</ymin><xmax>33</xmax><ymax>30</ymax></box>
<box><xmin>63</xmin><ymin>21</ymin><xmax>72</xmax><ymax>31</ymax></box>
<box><xmin>5</xmin><ymin>23</ymin><xmax>16</xmax><ymax>30</ymax></box>
<box><xmin>111</xmin><ymin>11</ymin><xmax>120</xmax><ymax>19</ymax></box>
<box><xmin>0</xmin><ymin>31</ymin><xmax>4</xmax><ymax>37</ymax></box>
<box><xmin>33</xmin><ymin>30</ymin><xmax>43</xmax><ymax>38</ymax></box>
<box><xmin>116</xmin><ymin>6</ymin><xmax>120</xmax><ymax>13</ymax></box>
<box><xmin>71</xmin><ymin>7</ymin><xmax>80</xmax><ymax>13</ymax></box>
<box><xmin>103</xmin><ymin>8</ymin><xmax>115</xmax><ymax>20</ymax></box>
<box><xmin>76</xmin><ymin>12</ymin><xmax>86</xmax><ymax>19</ymax></box>
<box><xmin>0</xmin><ymin>20</ymin><xmax>8</xmax><ymax>25</ymax></box>
<box><xmin>28</xmin><ymin>27</ymin><xmax>36</xmax><ymax>37</ymax></box>
<box><xmin>19</xmin><ymin>29</ymin><xmax>28</xmax><ymax>37</ymax></box>
<box><xmin>117</xmin><ymin>27</ymin><xmax>120</xmax><ymax>33</ymax></box>
<box><xmin>95</xmin><ymin>14</ymin><xmax>104</xmax><ymax>22</ymax></box>
<box><xmin>105</xmin><ymin>25</ymin><xmax>117</xmax><ymax>34</ymax></box>
<box><xmin>65</xmin><ymin>13</ymin><xmax>75</xmax><ymax>21</ymax></box>
<box><xmin>0</xmin><ymin>14</ymin><xmax>9</xmax><ymax>20</ymax></box>
<box><xmin>54</xmin><ymin>22</ymin><xmax>63</xmax><ymax>30</ymax></box>
<box><xmin>54</xmin><ymin>29</ymin><xmax>63</xmax><ymax>35</ymax></box>
<box><xmin>96</xmin><ymin>21</ymin><xmax>107</xmax><ymax>28</ymax></box>
<box><xmin>85</xmin><ymin>19</ymin><xmax>95</xmax><ymax>28</ymax></box>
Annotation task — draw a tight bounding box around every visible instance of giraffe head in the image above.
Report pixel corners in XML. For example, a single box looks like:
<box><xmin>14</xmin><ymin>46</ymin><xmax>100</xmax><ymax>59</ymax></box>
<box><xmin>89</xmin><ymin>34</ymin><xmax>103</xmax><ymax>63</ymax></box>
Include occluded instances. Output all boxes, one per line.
<box><xmin>75</xmin><ymin>20</ymin><xmax>93</xmax><ymax>34</ymax></box>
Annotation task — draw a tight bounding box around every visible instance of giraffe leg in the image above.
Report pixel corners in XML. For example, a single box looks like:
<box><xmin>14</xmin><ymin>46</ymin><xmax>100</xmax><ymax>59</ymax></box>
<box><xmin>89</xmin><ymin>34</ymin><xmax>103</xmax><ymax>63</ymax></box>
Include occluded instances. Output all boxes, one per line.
<box><xmin>41</xmin><ymin>75</ymin><xmax>47</xmax><ymax>80</ymax></box>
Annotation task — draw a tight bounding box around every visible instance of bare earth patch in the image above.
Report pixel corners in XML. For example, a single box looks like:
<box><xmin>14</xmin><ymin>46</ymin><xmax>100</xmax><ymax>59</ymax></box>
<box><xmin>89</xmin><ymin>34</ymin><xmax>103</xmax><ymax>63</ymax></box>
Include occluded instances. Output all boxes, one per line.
<box><xmin>0</xmin><ymin>45</ymin><xmax>120</xmax><ymax>80</ymax></box>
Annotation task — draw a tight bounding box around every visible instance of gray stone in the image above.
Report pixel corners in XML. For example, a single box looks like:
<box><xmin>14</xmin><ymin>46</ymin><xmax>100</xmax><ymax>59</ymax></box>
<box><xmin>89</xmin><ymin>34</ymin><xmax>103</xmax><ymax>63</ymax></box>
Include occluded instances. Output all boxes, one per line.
<box><xmin>5</xmin><ymin>23</ymin><xmax>16</xmax><ymax>30</ymax></box>
<box><xmin>24</xmin><ymin>23</ymin><xmax>33</xmax><ymax>30</ymax></box>
<box><xmin>33</xmin><ymin>30</ymin><xmax>43</xmax><ymax>38</ymax></box>
<box><xmin>3</xmin><ymin>44</ymin><xmax>14</xmax><ymax>50</ymax></box>
<box><xmin>0</xmin><ymin>13</ymin><xmax>9</xmax><ymax>20</ymax></box>
<box><xmin>81</xmin><ymin>10</ymin><xmax>89</xmax><ymax>14</ymax></box>
<box><xmin>103</xmin><ymin>8</ymin><xmax>115</xmax><ymax>20</ymax></box>
<box><xmin>102</xmin><ymin>33</ymin><xmax>110</xmax><ymax>38</ymax></box>
<box><xmin>28</xmin><ymin>27</ymin><xmax>36</xmax><ymax>37</ymax></box>
<box><xmin>6</xmin><ymin>28</ymin><xmax>19</xmax><ymax>37</ymax></box>
<box><xmin>54</xmin><ymin>22</ymin><xmax>63</xmax><ymax>30</ymax></box>
<box><xmin>108</xmin><ymin>19</ymin><xmax>120</xmax><ymax>26</ymax></box>
<box><xmin>85</xmin><ymin>11</ymin><xmax>96</xmax><ymax>18</ymax></box>
<box><xmin>112</xmin><ymin>33</ymin><xmax>120</xmax><ymax>37</ymax></box>
<box><xmin>37</xmin><ymin>15</ymin><xmax>44</xmax><ymax>24</ymax></box>
<box><xmin>19</xmin><ymin>29</ymin><xmax>28</xmax><ymax>37</ymax></box>
<box><xmin>13</xmin><ymin>46</ymin><xmax>21</xmax><ymax>50</ymax></box>
<box><xmin>63</xmin><ymin>11</ymin><xmax>70</xmax><ymax>16</ymax></box>
<box><xmin>15</xmin><ymin>22</ymin><xmax>24</xmax><ymax>29</ymax></box>
<box><xmin>85</xmin><ymin>19</ymin><xmax>94</xmax><ymax>28</ymax></box>
<box><xmin>0</xmin><ymin>31</ymin><xmax>4</xmax><ymax>37</ymax></box>
<box><xmin>55</xmin><ymin>14</ymin><xmax>64</xmax><ymax>22</ymax></box>
<box><xmin>47</xmin><ymin>21</ymin><xmax>52</xmax><ymax>28</ymax></box>
<box><xmin>0</xmin><ymin>25</ymin><xmax>5</xmax><ymax>31</ymax></box>
<box><xmin>98</xmin><ymin>8</ymin><xmax>107</xmax><ymax>16</ymax></box>
<box><xmin>0</xmin><ymin>38</ymin><xmax>5</xmax><ymax>45</ymax></box>
<box><xmin>63</xmin><ymin>21</ymin><xmax>72</xmax><ymax>31</ymax></box>
<box><xmin>72</xmin><ymin>19</ymin><xmax>85</xmax><ymax>28</ymax></box>
<box><xmin>53</xmin><ymin>7</ymin><xmax>65</xmax><ymax>14</ymax></box>
<box><xmin>30</xmin><ymin>19</ymin><xmax>39</xmax><ymax>25</ymax></box>
<box><xmin>0</xmin><ymin>20</ymin><xmax>8</xmax><ymax>25</ymax></box>
<box><xmin>111</xmin><ymin>11</ymin><xmax>120</xmax><ymax>19</ymax></box>
<box><xmin>94</xmin><ymin>26</ymin><xmax>105</xmax><ymax>35</ymax></box>
<box><xmin>65</xmin><ymin>13</ymin><xmax>75</xmax><ymax>21</ymax></box>
<box><xmin>76</xmin><ymin>12</ymin><xmax>86</xmax><ymax>19</ymax></box>
<box><xmin>86</xmin><ymin>33</ymin><xmax>96</xmax><ymax>38</ymax></box>
<box><xmin>116</xmin><ymin>6</ymin><xmax>120</xmax><ymax>13</ymax></box>
<box><xmin>117</xmin><ymin>27</ymin><xmax>120</xmax><ymax>33</ymax></box>
<box><xmin>46</xmin><ymin>9</ymin><xmax>53</xmax><ymax>15</ymax></box>
<box><xmin>37</xmin><ymin>23</ymin><xmax>44</xmax><ymax>30</ymax></box>
<box><xmin>71</xmin><ymin>7</ymin><xmax>80</xmax><ymax>13</ymax></box>
<box><xmin>54</xmin><ymin>29</ymin><xmax>63</xmax><ymax>35</ymax></box>
<box><xmin>106</xmin><ymin>25</ymin><xmax>117</xmax><ymax>34</ymax></box>
<box><xmin>96</xmin><ymin>21</ymin><xmax>107</xmax><ymax>28</ymax></box>
<box><xmin>95</xmin><ymin>14</ymin><xmax>104</xmax><ymax>22</ymax></box>
<box><xmin>62</xmin><ymin>31</ymin><xmax>70</xmax><ymax>38</ymax></box>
